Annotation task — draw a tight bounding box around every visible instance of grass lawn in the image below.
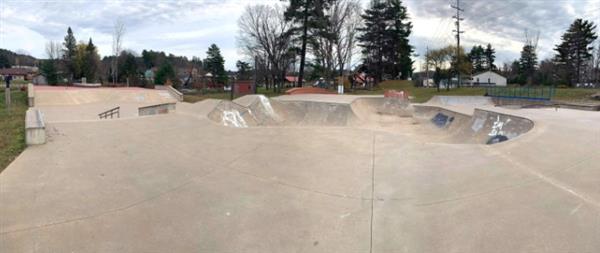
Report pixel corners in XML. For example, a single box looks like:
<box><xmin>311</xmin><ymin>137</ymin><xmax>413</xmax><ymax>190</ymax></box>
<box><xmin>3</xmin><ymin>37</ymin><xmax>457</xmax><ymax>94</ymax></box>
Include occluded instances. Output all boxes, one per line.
<box><xmin>553</xmin><ymin>88</ymin><xmax>600</xmax><ymax>104</ymax></box>
<box><xmin>355</xmin><ymin>80</ymin><xmax>600</xmax><ymax>104</ymax></box>
<box><xmin>0</xmin><ymin>89</ymin><xmax>28</xmax><ymax>173</ymax></box>
<box><xmin>353</xmin><ymin>80</ymin><xmax>486</xmax><ymax>103</ymax></box>
<box><xmin>182</xmin><ymin>80</ymin><xmax>599</xmax><ymax>105</ymax></box>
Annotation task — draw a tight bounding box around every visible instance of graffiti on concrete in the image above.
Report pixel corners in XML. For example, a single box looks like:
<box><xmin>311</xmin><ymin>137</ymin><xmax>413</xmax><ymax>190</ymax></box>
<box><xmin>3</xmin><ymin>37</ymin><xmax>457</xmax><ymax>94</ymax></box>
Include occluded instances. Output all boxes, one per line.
<box><xmin>488</xmin><ymin>115</ymin><xmax>511</xmax><ymax>136</ymax></box>
<box><xmin>487</xmin><ymin>135</ymin><xmax>509</xmax><ymax>144</ymax></box>
<box><xmin>471</xmin><ymin>117</ymin><xmax>486</xmax><ymax>132</ymax></box>
<box><xmin>222</xmin><ymin>110</ymin><xmax>248</xmax><ymax>128</ymax></box>
<box><xmin>431</xmin><ymin>113</ymin><xmax>454</xmax><ymax>128</ymax></box>
<box><xmin>486</xmin><ymin>115</ymin><xmax>512</xmax><ymax>144</ymax></box>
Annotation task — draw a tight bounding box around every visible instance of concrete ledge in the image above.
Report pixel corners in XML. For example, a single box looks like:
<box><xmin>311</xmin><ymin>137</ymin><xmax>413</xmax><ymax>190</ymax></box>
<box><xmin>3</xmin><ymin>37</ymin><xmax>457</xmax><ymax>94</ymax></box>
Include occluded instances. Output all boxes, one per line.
<box><xmin>25</xmin><ymin>108</ymin><xmax>46</xmax><ymax>145</ymax></box>
<box><xmin>166</xmin><ymin>85</ymin><xmax>183</xmax><ymax>102</ymax></box>
<box><xmin>27</xmin><ymin>83</ymin><xmax>34</xmax><ymax>107</ymax></box>
<box><xmin>138</xmin><ymin>103</ymin><xmax>176</xmax><ymax>116</ymax></box>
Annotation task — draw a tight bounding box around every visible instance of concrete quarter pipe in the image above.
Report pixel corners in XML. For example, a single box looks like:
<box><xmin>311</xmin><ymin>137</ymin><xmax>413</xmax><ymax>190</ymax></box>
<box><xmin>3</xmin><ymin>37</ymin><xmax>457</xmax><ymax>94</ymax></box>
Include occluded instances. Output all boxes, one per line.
<box><xmin>1</xmin><ymin>90</ymin><xmax>599</xmax><ymax>252</ymax></box>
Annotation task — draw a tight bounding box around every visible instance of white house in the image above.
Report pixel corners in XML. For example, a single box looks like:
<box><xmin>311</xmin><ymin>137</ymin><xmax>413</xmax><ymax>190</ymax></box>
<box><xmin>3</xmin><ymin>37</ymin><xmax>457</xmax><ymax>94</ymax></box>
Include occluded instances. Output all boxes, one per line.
<box><xmin>470</xmin><ymin>71</ymin><xmax>507</xmax><ymax>86</ymax></box>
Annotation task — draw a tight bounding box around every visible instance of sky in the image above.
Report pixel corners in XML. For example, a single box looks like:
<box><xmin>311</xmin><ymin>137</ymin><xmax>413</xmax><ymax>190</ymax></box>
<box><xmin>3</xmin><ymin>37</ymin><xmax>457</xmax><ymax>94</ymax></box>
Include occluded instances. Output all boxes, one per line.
<box><xmin>1</xmin><ymin>0</ymin><xmax>600</xmax><ymax>71</ymax></box>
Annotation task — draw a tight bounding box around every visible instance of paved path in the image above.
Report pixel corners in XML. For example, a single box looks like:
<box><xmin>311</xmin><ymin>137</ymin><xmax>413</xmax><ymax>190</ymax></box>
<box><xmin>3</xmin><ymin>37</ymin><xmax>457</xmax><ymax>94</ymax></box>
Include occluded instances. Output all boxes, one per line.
<box><xmin>1</xmin><ymin>93</ymin><xmax>599</xmax><ymax>252</ymax></box>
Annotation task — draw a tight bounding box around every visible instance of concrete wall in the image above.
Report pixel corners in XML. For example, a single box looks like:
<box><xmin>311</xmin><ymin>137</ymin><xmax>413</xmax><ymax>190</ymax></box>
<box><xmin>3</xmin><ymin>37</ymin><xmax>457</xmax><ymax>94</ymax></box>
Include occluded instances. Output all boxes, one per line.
<box><xmin>413</xmin><ymin>105</ymin><xmax>534</xmax><ymax>144</ymax></box>
<box><xmin>166</xmin><ymin>86</ymin><xmax>183</xmax><ymax>102</ymax></box>
<box><xmin>138</xmin><ymin>103</ymin><xmax>176</xmax><ymax>116</ymax></box>
<box><xmin>25</xmin><ymin>108</ymin><xmax>46</xmax><ymax>145</ymax></box>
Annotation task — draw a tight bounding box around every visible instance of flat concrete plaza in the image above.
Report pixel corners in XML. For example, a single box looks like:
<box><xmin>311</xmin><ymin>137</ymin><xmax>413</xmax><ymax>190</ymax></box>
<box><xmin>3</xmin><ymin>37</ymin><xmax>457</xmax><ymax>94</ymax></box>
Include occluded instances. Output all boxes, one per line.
<box><xmin>1</xmin><ymin>87</ymin><xmax>599</xmax><ymax>252</ymax></box>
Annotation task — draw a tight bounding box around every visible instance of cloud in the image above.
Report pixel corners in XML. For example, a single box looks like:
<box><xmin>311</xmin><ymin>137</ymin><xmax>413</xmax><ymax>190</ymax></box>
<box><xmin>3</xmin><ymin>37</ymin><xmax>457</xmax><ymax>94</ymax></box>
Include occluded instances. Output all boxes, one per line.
<box><xmin>1</xmin><ymin>0</ymin><xmax>599</xmax><ymax>71</ymax></box>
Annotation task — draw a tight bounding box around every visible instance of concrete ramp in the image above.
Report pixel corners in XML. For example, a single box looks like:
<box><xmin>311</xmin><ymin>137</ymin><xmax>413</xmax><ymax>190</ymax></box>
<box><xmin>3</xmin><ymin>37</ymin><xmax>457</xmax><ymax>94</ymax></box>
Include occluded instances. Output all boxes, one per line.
<box><xmin>426</xmin><ymin>95</ymin><xmax>494</xmax><ymax>107</ymax></box>
<box><xmin>34</xmin><ymin>86</ymin><xmax>177</xmax><ymax>106</ymax></box>
<box><xmin>32</xmin><ymin>86</ymin><xmax>179</xmax><ymax>122</ymax></box>
<box><xmin>204</xmin><ymin>95</ymin><xmax>533</xmax><ymax>145</ymax></box>
<box><xmin>413</xmin><ymin>105</ymin><xmax>534</xmax><ymax>144</ymax></box>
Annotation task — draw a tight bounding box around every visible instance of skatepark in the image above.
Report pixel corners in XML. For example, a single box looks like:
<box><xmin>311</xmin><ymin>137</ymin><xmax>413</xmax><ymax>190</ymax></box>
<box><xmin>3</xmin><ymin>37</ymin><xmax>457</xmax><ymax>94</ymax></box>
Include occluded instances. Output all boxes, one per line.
<box><xmin>1</xmin><ymin>86</ymin><xmax>600</xmax><ymax>252</ymax></box>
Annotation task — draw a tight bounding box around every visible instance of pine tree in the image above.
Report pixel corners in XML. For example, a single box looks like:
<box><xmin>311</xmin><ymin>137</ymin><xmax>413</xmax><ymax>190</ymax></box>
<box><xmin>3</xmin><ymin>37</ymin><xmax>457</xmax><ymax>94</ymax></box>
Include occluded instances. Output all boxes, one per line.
<box><xmin>119</xmin><ymin>52</ymin><xmax>138</xmax><ymax>84</ymax></box>
<box><xmin>285</xmin><ymin>0</ymin><xmax>335</xmax><ymax>87</ymax></box>
<box><xmin>236</xmin><ymin>60</ymin><xmax>252</xmax><ymax>80</ymax></box>
<box><xmin>62</xmin><ymin>27</ymin><xmax>77</xmax><ymax>80</ymax></box>
<box><xmin>554</xmin><ymin>19</ymin><xmax>598</xmax><ymax>86</ymax></box>
<box><xmin>484</xmin><ymin>44</ymin><xmax>496</xmax><ymax>71</ymax></box>
<box><xmin>357</xmin><ymin>1</ymin><xmax>386</xmax><ymax>82</ymax></box>
<box><xmin>519</xmin><ymin>44</ymin><xmax>537</xmax><ymax>85</ymax></box>
<box><xmin>204</xmin><ymin>44</ymin><xmax>228</xmax><ymax>84</ymax></box>
<box><xmin>41</xmin><ymin>60</ymin><xmax>59</xmax><ymax>85</ymax></box>
<box><xmin>386</xmin><ymin>0</ymin><xmax>413</xmax><ymax>79</ymax></box>
<box><xmin>84</xmin><ymin>38</ymin><xmax>100</xmax><ymax>82</ymax></box>
<box><xmin>155</xmin><ymin>62</ymin><xmax>176</xmax><ymax>85</ymax></box>
<box><xmin>468</xmin><ymin>45</ymin><xmax>485</xmax><ymax>73</ymax></box>
<box><xmin>358</xmin><ymin>0</ymin><xmax>413</xmax><ymax>82</ymax></box>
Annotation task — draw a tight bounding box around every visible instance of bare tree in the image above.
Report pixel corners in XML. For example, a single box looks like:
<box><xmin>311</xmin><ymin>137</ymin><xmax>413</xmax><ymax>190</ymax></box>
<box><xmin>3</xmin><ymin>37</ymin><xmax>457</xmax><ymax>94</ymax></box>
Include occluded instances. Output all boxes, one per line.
<box><xmin>45</xmin><ymin>41</ymin><xmax>63</xmax><ymax>60</ymax></box>
<box><xmin>112</xmin><ymin>19</ymin><xmax>126</xmax><ymax>85</ymax></box>
<box><xmin>593</xmin><ymin>41</ymin><xmax>600</xmax><ymax>84</ymax></box>
<box><xmin>315</xmin><ymin>0</ymin><xmax>361</xmax><ymax>82</ymax></box>
<box><xmin>524</xmin><ymin>30</ymin><xmax>540</xmax><ymax>53</ymax></box>
<box><xmin>238</xmin><ymin>5</ymin><xmax>295</xmax><ymax>92</ymax></box>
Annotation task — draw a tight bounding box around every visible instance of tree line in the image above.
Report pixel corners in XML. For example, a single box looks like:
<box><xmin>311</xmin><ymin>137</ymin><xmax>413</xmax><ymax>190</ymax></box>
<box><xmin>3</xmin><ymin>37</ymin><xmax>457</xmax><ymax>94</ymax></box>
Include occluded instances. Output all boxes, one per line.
<box><xmin>237</xmin><ymin>0</ymin><xmax>414</xmax><ymax>92</ymax></box>
<box><xmin>425</xmin><ymin>18</ymin><xmax>599</xmax><ymax>88</ymax></box>
<box><xmin>39</xmin><ymin>26</ymin><xmax>229</xmax><ymax>87</ymax></box>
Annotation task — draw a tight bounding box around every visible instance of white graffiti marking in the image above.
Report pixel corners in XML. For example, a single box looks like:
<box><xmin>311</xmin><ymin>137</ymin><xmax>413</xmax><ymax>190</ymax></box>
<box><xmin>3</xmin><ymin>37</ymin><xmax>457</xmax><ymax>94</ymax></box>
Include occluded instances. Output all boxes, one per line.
<box><xmin>488</xmin><ymin>115</ymin><xmax>511</xmax><ymax>136</ymax></box>
<box><xmin>222</xmin><ymin>110</ymin><xmax>248</xmax><ymax>128</ymax></box>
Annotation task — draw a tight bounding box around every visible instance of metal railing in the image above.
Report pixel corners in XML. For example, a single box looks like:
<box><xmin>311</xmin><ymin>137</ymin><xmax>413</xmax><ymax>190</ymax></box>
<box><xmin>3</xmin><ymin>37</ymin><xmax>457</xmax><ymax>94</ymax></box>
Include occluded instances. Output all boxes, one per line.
<box><xmin>98</xmin><ymin>106</ymin><xmax>120</xmax><ymax>119</ymax></box>
<box><xmin>486</xmin><ymin>86</ymin><xmax>556</xmax><ymax>101</ymax></box>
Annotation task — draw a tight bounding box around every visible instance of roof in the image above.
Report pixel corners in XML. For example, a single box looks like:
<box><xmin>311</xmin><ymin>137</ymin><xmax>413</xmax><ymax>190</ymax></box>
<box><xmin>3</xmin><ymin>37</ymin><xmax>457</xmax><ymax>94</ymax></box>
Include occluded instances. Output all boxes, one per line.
<box><xmin>472</xmin><ymin>70</ymin><xmax>506</xmax><ymax>78</ymax></box>
<box><xmin>285</xmin><ymin>76</ymin><xmax>298</xmax><ymax>82</ymax></box>
<box><xmin>0</xmin><ymin>68</ymin><xmax>34</xmax><ymax>76</ymax></box>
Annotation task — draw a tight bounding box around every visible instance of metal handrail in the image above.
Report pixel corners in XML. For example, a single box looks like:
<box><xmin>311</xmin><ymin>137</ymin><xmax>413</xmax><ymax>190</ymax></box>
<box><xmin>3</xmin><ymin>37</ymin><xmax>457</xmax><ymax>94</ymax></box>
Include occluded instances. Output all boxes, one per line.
<box><xmin>98</xmin><ymin>106</ymin><xmax>120</xmax><ymax>119</ymax></box>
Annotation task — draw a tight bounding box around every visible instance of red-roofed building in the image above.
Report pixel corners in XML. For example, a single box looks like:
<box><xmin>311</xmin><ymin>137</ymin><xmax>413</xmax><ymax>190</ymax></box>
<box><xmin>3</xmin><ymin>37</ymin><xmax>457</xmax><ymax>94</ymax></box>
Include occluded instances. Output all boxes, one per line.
<box><xmin>0</xmin><ymin>68</ymin><xmax>35</xmax><ymax>81</ymax></box>
<box><xmin>284</xmin><ymin>75</ymin><xmax>301</xmax><ymax>87</ymax></box>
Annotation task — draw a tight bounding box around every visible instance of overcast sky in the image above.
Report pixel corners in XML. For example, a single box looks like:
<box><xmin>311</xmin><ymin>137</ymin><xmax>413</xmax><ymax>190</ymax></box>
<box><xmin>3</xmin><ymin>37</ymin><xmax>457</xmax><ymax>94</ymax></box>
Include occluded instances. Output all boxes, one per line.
<box><xmin>1</xmin><ymin>0</ymin><xmax>599</xmax><ymax>71</ymax></box>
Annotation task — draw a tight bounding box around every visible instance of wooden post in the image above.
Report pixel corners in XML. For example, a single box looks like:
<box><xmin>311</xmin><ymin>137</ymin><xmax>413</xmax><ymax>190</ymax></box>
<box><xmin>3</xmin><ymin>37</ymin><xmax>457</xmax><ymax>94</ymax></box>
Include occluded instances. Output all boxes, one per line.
<box><xmin>4</xmin><ymin>87</ymin><xmax>10</xmax><ymax>109</ymax></box>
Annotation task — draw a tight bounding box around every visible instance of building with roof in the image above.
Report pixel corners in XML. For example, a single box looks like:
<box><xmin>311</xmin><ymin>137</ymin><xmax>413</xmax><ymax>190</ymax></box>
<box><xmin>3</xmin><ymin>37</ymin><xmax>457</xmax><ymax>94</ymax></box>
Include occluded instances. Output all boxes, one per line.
<box><xmin>469</xmin><ymin>70</ymin><xmax>507</xmax><ymax>87</ymax></box>
<box><xmin>0</xmin><ymin>67</ymin><xmax>36</xmax><ymax>81</ymax></box>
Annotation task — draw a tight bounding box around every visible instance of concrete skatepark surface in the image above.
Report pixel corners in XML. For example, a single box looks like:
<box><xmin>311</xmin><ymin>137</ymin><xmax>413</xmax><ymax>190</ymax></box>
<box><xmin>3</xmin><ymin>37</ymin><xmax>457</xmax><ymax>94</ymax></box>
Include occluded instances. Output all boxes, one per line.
<box><xmin>1</xmin><ymin>87</ymin><xmax>600</xmax><ymax>252</ymax></box>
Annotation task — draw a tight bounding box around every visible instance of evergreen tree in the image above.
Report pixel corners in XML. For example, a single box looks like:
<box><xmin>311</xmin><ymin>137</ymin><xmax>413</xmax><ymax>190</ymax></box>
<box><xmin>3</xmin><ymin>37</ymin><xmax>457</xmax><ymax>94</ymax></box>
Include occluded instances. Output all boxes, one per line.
<box><xmin>357</xmin><ymin>1</ymin><xmax>386</xmax><ymax>82</ymax></box>
<box><xmin>62</xmin><ymin>27</ymin><xmax>77</xmax><ymax>80</ymax></box>
<box><xmin>119</xmin><ymin>52</ymin><xmax>138</xmax><ymax>84</ymax></box>
<box><xmin>236</xmin><ymin>60</ymin><xmax>252</xmax><ymax>80</ymax></box>
<box><xmin>358</xmin><ymin>0</ymin><xmax>413</xmax><ymax>82</ymax></box>
<box><xmin>386</xmin><ymin>0</ymin><xmax>413</xmax><ymax>79</ymax></box>
<box><xmin>519</xmin><ymin>44</ymin><xmax>537</xmax><ymax>85</ymax></box>
<box><xmin>41</xmin><ymin>60</ymin><xmax>59</xmax><ymax>85</ymax></box>
<box><xmin>0</xmin><ymin>53</ymin><xmax>10</xmax><ymax>68</ymax></box>
<box><xmin>554</xmin><ymin>19</ymin><xmax>598</xmax><ymax>86</ymax></box>
<box><xmin>84</xmin><ymin>38</ymin><xmax>100</xmax><ymax>82</ymax></box>
<box><xmin>468</xmin><ymin>45</ymin><xmax>485</xmax><ymax>73</ymax></box>
<box><xmin>142</xmin><ymin>50</ymin><xmax>155</xmax><ymax>69</ymax></box>
<box><xmin>155</xmin><ymin>62</ymin><xmax>176</xmax><ymax>85</ymax></box>
<box><xmin>484</xmin><ymin>43</ymin><xmax>496</xmax><ymax>70</ymax></box>
<box><xmin>284</xmin><ymin>0</ymin><xmax>335</xmax><ymax>87</ymax></box>
<box><xmin>204</xmin><ymin>44</ymin><xmax>228</xmax><ymax>84</ymax></box>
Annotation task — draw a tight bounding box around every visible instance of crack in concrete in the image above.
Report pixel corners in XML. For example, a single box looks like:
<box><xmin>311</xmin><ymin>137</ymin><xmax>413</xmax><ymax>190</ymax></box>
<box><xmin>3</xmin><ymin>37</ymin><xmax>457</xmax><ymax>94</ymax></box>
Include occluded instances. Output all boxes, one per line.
<box><xmin>369</xmin><ymin>132</ymin><xmax>376</xmax><ymax>253</ymax></box>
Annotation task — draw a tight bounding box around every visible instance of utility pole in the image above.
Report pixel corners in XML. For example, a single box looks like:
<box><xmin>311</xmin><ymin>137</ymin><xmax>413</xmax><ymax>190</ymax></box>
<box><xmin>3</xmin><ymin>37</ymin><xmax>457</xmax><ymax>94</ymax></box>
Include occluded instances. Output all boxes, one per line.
<box><xmin>297</xmin><ymin>1</ymin><xmax>309</xmax><ymax>88</ymax></box>
<box><xmin>425</xmin><ymin>46</ymin><xmax>429</xmax><ymax>87</ymax></box>
<box><xmin>452</xmin><ymin>0</ymin><xmax>464</xmax><ymax>89</ymax></box>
